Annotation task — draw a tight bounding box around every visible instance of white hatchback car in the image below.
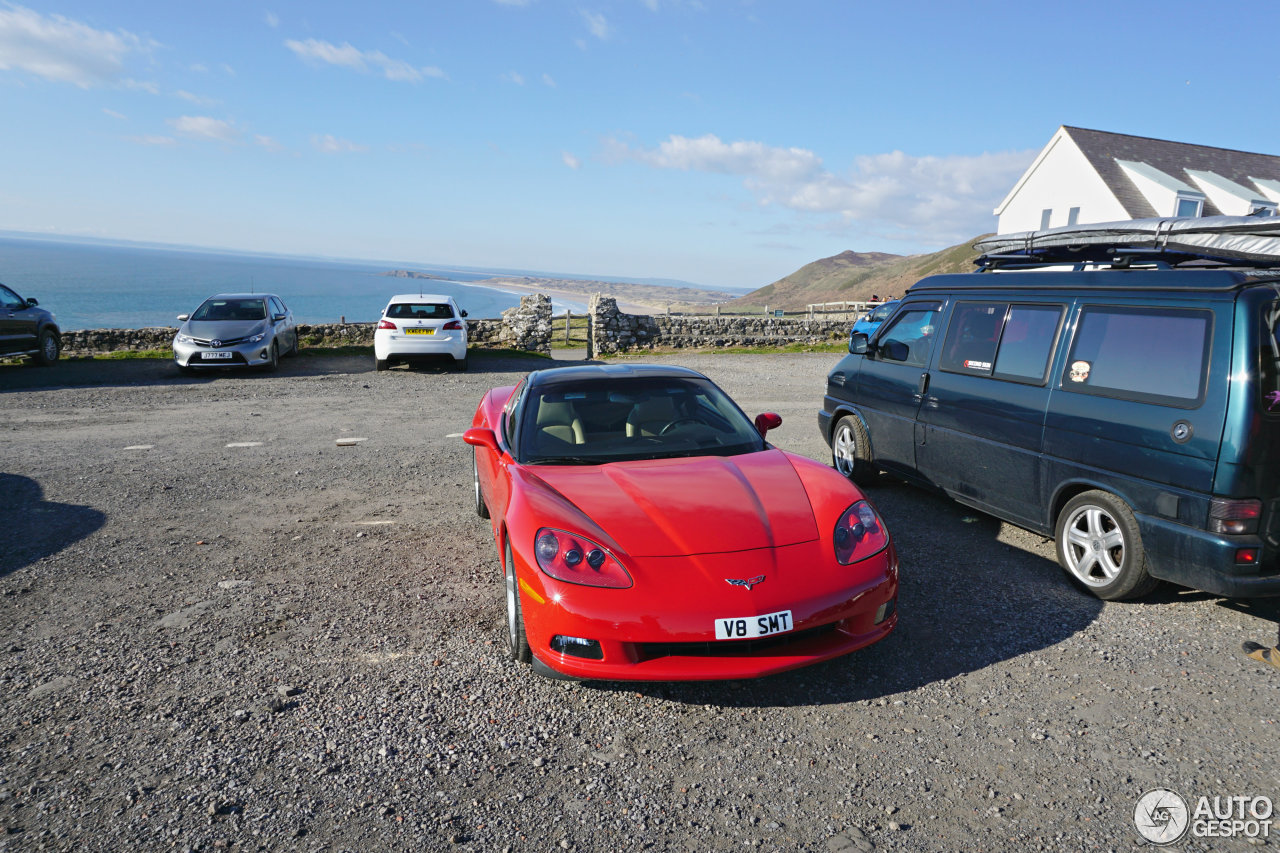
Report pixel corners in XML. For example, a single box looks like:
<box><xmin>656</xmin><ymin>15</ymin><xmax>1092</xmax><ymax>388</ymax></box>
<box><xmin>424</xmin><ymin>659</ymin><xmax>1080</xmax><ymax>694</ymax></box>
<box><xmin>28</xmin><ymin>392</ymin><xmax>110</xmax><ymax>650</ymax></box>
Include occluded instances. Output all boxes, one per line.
<box><xmin>374</xmin><ymin>294</ymin><xmax>469</xmax><ymax>371</ymax></box>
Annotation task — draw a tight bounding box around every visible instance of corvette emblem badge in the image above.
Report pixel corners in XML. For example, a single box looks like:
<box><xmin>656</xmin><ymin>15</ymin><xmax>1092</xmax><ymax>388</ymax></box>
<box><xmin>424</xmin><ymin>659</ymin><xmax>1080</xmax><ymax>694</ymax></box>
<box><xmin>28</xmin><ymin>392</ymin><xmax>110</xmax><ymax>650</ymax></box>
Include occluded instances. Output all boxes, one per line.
<box><xmin>725</xmin><ymin>575</ymin><xmax>765</xmax><ymax>590</ymax></box>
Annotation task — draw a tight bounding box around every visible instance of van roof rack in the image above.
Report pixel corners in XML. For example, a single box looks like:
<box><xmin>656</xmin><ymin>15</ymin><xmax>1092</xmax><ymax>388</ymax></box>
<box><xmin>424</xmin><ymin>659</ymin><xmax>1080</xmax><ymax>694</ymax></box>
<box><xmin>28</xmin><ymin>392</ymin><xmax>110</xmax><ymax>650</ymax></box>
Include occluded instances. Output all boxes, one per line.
<box><xmin>974</xmin><ymin>214</ymin><xmax>1280</xmax><ymax>273</ymax></box>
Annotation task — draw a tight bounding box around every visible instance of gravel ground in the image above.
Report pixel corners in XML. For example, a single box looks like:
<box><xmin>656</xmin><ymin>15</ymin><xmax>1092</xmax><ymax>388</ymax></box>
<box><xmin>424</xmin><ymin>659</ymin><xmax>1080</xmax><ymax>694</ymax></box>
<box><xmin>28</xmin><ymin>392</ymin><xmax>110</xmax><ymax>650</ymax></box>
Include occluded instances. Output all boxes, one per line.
<box><xmin>2</xmin><ymin>350</ymin><xmax>1279</xmax><ymax>852</ymax></box>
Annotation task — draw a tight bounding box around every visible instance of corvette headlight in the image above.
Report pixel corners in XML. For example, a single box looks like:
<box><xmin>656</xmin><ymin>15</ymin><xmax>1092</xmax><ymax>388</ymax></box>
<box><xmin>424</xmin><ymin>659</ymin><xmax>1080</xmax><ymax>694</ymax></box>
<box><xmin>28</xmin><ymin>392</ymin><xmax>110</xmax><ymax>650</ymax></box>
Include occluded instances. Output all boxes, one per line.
<box><xmin>534</xmin><ymin>528</ymin><xmax>632</xmax><ymax>589</ymax></box>
<box><xmin>833</xmin><ymin>501</ymin><xmax>889</xmax><ymax>565</ymax></box>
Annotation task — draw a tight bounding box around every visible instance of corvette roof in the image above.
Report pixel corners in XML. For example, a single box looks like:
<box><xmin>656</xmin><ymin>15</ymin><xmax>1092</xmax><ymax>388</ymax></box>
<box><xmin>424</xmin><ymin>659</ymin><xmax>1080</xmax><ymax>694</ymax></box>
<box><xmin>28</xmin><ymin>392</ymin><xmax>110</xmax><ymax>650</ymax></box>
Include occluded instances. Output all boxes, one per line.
<box><xmin>527</xmin><ymin>363</ymin><xmax>707</xmax><ymax>388</ymax></box>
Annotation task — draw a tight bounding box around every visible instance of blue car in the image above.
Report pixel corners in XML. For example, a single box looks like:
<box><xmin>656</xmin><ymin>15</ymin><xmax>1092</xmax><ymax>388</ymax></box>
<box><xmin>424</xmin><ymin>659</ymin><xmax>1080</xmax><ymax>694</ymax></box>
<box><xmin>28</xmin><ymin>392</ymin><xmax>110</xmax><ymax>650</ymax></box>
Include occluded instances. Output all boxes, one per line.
<box><xmin>849</xmin><ymin>300</ymin><xmax>899</xmax><ymax>340</ymax></box>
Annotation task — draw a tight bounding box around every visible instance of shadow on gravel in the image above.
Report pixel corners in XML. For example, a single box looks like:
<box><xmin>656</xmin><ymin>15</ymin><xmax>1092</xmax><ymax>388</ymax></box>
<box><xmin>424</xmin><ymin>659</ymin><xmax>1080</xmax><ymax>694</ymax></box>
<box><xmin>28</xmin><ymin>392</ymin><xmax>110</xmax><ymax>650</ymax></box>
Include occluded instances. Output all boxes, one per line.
<box><xmin>0</xmin><ymin>351</ymin><xmax>595</xmax><ymax>392</ymax></box>
<box><xmin>585</xmin><ymin>480</ymin><xmax>1106</xmax><ymax>708</ymax></box>
<box><xmin>0</xmin><ymin>473</ymin><xmax>105</xmax><ymax>577</ymax></box>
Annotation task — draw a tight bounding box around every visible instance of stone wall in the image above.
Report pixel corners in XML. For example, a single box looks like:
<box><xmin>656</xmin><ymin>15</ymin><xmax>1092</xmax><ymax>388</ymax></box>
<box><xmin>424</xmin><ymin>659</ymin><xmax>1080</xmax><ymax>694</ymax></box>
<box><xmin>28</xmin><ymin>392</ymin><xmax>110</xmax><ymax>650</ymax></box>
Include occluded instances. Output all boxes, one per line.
<box><xmin>61</xmin><ymin>318</ymin><xmax>511</xmax><ymax>357</ymax></box>
<box><xmin>587</xmin><ymin>296</ymin><xmax>848</xmax><ymax>357</ymax></box>
<box><xmin>495</xmin><ymin>293</ymin><xmax>552</xmax><ymax>355</ymax></box>
<box><xmin>55</xmin><ymin>293</ymin><xmax>840</xmax><ymax>358</ymax></box>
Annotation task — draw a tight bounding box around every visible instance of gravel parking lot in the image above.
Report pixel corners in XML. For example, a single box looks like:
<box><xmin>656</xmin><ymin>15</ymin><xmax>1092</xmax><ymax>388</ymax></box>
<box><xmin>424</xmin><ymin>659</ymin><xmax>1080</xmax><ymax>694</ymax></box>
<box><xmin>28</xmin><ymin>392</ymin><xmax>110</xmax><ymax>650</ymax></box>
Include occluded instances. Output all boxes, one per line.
<box><xmin>2</xmin><ymin>350</ymin><xmax>1279</xmax><ymax>852</ymax></box>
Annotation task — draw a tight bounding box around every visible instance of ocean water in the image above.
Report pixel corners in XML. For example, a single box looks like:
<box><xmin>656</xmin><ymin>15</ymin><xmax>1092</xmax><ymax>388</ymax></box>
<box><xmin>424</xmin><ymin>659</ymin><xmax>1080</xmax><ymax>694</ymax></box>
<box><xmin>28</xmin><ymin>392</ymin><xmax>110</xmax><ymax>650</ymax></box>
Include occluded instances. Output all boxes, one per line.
<box><xmin>0</xmin><ymin>236</ymin><xmax>586</xmax><ymax>330</ymax></box>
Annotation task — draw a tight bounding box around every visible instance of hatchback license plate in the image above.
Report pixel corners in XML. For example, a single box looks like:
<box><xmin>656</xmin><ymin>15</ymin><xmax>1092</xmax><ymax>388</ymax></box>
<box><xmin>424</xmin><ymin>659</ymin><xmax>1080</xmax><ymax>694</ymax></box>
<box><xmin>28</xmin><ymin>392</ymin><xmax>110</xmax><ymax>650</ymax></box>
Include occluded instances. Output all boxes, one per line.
<box><xmin>405</xmin><ymin>328</ymin><xmax>435</xmax><ymax>335</ymax></box>
<box><xmin>204</xmin><ymin>351</ymin><xmax>232</xmax><ymax>360</ymax></box>
<box><xmin>714</xmin><ymin>610</ymin><xmax>793</xmax><ymax>640</ymax></box>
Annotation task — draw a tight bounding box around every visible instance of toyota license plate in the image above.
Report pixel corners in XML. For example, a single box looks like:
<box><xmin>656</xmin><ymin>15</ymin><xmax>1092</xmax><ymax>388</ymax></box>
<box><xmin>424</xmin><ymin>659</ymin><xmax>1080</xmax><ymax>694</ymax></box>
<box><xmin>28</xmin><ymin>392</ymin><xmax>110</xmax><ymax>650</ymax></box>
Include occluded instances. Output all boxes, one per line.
<box><xmin>405</xmin><ymin>328</ymin><xmax>435</xmax><ymax>335</ymax></box>
<box><xmin>714</xmin><ymin>610</ymin><xmax>793</xmax><ymax>640</ymax></box>
<box><xmin>204</xmin><ymin>351</ymin><xmax>232</xmax><ymax>360</ymax></box>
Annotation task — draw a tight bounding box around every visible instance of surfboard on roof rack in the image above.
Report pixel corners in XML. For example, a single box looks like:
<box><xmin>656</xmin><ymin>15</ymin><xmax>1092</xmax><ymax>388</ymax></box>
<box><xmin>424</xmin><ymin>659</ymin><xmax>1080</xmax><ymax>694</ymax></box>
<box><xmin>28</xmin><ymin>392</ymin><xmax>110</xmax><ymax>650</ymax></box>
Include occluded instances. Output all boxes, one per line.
<box><xmin>973</xmin><ymin>214</ymin><xmax>1280</xmax><ymax>270</ymax></box>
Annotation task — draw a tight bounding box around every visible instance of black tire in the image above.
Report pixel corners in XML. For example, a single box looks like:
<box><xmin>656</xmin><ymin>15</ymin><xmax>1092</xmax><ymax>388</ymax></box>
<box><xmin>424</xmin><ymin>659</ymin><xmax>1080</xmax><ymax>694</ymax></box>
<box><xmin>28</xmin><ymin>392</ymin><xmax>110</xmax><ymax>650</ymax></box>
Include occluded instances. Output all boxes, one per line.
<box><xmin>33</xmin><ymin>329</ymin><xmax>59</xmax><ymax>366</ymax></box>
<box><xmin>375</xmin><ymin>358</ymin><xmax>389</xmax><ymax>372</ymax></box>
<box><xmin>1055</xmin><ymin>490</ymin><xmax>1158</xmax><ymax>600</ymax></box>
<box><xmin>287</xmin><ymin>331</ymin><xmax>299</xmax><ymax>357</ymax></box>
<box><xmin>262</xmin><ymin>341</ymin><xmax>279</xmax><ymax>373</ymax></box>
<box><xmin>473</xmin><ymin>450</ymin><xmax>490</xmax><ymax>519</ymax></box>
<box><xmin>830</xmin><ymin>415</ymin><xmax>880</xmax><ymax>486</ymax></box>
<box><xmin>503</xmin><ymin>539</ymin><xmax>531</xmax><ymax>664</ymax></box>
<box><xmin>455</xmin><ymin>354</ymin><xmax>468</xmax><ymax>372</ymax></box>
<box><xmin>177</xmin><ymin>364</ymin><xmax>195</xmax><ymax>376</ymax></box>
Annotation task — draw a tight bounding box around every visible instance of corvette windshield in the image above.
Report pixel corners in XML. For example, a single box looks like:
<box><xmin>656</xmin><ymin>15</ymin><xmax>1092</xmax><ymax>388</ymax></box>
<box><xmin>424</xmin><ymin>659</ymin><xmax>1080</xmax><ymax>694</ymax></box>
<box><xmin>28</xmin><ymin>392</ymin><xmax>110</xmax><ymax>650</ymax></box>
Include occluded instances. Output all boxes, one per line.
<box><xmin>520</xmin><ymin>376</ymin><xmax>767</xmax><ymax>464</ymax></box>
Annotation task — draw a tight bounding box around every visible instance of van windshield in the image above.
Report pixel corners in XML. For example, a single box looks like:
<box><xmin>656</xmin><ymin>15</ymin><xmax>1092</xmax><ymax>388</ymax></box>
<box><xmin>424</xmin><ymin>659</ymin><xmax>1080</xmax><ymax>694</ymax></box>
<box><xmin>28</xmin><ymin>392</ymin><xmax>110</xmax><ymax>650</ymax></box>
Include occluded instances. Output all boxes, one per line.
<box><xmin>1263</xmin><ymin>298</ymin><xmax>1280</xmax><ymax>415</ymax></box>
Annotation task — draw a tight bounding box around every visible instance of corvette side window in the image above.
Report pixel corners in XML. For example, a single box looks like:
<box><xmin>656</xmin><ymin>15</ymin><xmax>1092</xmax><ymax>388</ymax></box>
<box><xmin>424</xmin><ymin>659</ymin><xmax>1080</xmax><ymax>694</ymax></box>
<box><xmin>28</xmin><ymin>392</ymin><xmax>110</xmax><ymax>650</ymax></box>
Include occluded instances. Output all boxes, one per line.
<box><xmin>502</xmin><ymin>380</ymin><xmax>526</xmax><ymax>447</ymax></box>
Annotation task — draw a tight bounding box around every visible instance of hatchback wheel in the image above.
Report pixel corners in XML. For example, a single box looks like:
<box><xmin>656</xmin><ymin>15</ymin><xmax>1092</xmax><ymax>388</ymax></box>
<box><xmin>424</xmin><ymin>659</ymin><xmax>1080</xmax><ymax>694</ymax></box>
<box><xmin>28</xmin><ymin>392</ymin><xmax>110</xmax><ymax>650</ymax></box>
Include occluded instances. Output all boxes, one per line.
<box><xmin>831</xmin><ymin>415</ymin><xmax>879</xmax><ymax>486</ymax></box>
<box><xmin>375</xmin><ymin>358</ymin><xmax>389</xmax><ymax>371</ymax></box>
<box><xmin>262</xmin><ymin>341</ymin><xmax>279</xmax><ymax>372</ymax></box>
<box><xmin>503</xmin><ymin>539</ymin><xmax>531</xmax><ymax>663</ymax></box>
<box><xmin>1055</xmin><ymin>490</ymin><xmax>1157</xmax><ymax>600</ymax></box>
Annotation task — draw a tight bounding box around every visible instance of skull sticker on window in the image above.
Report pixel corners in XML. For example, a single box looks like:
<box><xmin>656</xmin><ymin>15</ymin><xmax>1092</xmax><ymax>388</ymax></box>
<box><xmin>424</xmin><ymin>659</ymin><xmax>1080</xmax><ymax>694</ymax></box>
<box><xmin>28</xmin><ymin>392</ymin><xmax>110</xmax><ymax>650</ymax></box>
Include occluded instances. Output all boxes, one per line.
<box><xmin>1069</xmin><ymin>360</ymin><xmax>1091</xmax><ymax>383</ymax></box>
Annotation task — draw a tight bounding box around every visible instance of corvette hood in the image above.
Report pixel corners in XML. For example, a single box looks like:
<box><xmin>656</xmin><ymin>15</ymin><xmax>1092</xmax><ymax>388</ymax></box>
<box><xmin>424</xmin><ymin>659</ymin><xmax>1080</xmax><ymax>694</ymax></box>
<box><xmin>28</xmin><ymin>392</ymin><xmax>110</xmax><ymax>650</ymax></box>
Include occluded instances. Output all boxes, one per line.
<box><xmin>528</xmin><ymin>449</ymin><xmax>819</xmax><ymax>557</ymax></box>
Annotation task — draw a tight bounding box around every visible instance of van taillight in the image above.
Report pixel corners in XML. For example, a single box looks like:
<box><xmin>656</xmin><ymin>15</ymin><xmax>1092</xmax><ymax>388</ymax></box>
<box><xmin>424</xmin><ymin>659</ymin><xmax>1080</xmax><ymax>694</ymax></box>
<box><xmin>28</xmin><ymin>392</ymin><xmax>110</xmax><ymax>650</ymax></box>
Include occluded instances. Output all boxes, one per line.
<box><xmin>443</xmin><ymin>320</ymin><xmax>463</xmax><ymax>330</ymax></box>
<box><xmin>377</xmin><ymin>319</ymin><xmax>396</xmax><ymax>330</ymax></box>
<box><xmin>1209</xmin><ymin>498</ymin><xmax>1262</xmax><ymax>535</ymax></box>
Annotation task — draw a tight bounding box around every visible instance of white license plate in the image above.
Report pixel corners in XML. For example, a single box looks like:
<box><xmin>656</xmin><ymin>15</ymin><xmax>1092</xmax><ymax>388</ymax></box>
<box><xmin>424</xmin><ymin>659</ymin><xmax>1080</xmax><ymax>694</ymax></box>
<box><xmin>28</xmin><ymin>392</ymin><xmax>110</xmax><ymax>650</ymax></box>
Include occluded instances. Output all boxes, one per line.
<box><xmin>204</xmin><ymin>351</ymin><xmax>232</xmax><ymax>359</ymax></box>
<box><xmin>404</xmin><ymin>328</ymin><xmax>435</xmax><ymax>335</ymax></box>
<box><xmin>714</xmin><ymin>609</ymin><xmax>793</xmax><ymax>640</ymax></box>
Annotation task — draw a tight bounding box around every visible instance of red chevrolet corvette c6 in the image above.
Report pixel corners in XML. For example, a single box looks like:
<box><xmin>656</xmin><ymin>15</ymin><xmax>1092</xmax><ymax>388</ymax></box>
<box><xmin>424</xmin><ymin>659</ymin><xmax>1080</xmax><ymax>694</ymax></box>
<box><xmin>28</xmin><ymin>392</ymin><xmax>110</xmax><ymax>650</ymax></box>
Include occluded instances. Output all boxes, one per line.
<box><xmin>463</xmin><ymin>364</ymin><xmax>898</xmax><ymax>681</ymax></box>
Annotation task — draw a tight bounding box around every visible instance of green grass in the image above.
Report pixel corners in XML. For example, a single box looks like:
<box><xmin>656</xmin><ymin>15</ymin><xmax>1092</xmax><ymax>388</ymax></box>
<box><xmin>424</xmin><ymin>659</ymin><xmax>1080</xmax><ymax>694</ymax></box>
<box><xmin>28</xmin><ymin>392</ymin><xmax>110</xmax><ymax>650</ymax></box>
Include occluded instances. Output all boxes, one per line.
<box><xmin>602</xmin><ymin>341</ymin><xmax>847</xmax><ymax>357</ymax></box>
<box><xmin>91</xmin><ymin>349</ymin><xmax>171</xmax><ymax>360</ymax></box>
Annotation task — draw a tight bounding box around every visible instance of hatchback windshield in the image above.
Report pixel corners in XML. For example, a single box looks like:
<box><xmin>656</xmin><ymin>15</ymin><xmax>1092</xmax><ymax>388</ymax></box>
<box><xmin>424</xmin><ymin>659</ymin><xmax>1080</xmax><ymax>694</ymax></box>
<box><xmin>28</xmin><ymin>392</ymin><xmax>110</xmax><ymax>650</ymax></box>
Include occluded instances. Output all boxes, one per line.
<box><xmin>192</xmin><ymin>298</ymin><xmax>267</xmax><ymax>322</ymax></box>
<box><xmin>519</xmin><ymin>377</ymin><xmax>767</xmax><ymax>464</ymax></box>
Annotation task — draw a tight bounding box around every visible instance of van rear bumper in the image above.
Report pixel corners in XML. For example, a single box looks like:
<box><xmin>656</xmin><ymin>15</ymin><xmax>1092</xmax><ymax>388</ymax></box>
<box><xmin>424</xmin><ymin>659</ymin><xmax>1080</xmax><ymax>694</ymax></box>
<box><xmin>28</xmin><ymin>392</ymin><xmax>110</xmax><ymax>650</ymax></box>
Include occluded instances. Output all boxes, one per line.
<box><xmin>1138</xmin><ymin>512</ymin><xmax>1280</xmax><ymax>598</ymax></box>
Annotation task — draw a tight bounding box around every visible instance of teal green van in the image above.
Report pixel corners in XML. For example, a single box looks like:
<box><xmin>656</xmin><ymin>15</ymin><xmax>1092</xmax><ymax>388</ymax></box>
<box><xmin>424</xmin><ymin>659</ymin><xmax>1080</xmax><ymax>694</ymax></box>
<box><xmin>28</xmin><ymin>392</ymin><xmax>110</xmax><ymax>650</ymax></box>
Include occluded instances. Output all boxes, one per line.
<box><xmin>819</xmin><ymin>234</ymin><xmax>1280</xmax><ymax>600</ymax></box>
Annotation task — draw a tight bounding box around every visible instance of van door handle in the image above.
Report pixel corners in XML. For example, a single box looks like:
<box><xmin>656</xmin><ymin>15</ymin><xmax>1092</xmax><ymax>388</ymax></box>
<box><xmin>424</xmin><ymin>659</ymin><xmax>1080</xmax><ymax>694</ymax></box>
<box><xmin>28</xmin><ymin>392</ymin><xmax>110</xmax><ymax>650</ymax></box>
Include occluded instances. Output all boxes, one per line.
<box><xmin>917</xmin><ymin>373</ymin><xmax>930</xmax><ymax>394</ymax></box>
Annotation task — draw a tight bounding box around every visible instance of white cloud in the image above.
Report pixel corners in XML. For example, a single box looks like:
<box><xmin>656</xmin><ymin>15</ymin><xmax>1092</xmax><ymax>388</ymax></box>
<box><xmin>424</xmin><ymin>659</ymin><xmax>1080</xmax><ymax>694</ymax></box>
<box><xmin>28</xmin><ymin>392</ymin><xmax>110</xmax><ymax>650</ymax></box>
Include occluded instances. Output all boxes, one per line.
<box><xmin>175</xmin><ymin>89</ymin><xmax>217</xmax><ymax>106</ymax></box>
<box><xmin>254</xmin><ymin>134</ymin><xmax>283</xmax><ymax>152</ymax></box>
<box><xmin>581</xmin><ymin>10</ymin><xmax>611</xmax><ymax>40</ymax></box>
<box><xmin>127</xmin><ymin>134</ymin><xmax>176</xmax><ymax>146</ymax></box>
<box><xmin>102</xmin><ymin>108</ymin><xmax>125</xmax><ymax>119</ymax></box>
<box><xmin>503</xmin><ymin>71</ymin><xmax>525</xmax><ymax>85</ymax></box>
<box><xmin>285</xmin><ymin>38</ymin><xmax>446</xmax><ymax>83</ymax></box>
<box><xmin>122</xmin><ymin>78</ymin><xmax>158</xmax><ymax>94</ymax></box>
<box><xmin>167</xmin><ymin>115</ymin><xmax>239</xmax><ymax>142</ymax></box>
<box><xmin>0</xmin><ymin>5</ymin><xmax>151</xmax><ymax>88</ymax></box>
<box><xmin>311</xmin><ymin>134</ymin><xmax>367</xmax><ymax>154</ymax></box>
<box><xmin>562</xmin><ymin>151</ymin><xmax>581</xmax><ymax>169</ymax></box>
<box><xmin>541</xmin><ymin>72</ymin><xmax>555</xmax><ymax>87</ymax></box>
<box><xmin>609</xmin><ymin>133</ymin><xmax>1036</xmax><ymax>245</ymax></box>
<box><xmin>264</xmin><ymin>11</ymin><xmax>279</xmax><ymax>28</ymax></box>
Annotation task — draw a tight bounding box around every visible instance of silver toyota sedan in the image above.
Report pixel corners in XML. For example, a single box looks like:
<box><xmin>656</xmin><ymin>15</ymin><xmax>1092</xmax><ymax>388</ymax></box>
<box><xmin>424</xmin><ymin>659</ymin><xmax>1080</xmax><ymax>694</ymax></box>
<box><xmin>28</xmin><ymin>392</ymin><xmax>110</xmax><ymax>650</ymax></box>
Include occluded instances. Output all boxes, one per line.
<box><xmin>173</xmin><ymin>293</ymin><xmax>298</xmax><ymax>373</ymax></box>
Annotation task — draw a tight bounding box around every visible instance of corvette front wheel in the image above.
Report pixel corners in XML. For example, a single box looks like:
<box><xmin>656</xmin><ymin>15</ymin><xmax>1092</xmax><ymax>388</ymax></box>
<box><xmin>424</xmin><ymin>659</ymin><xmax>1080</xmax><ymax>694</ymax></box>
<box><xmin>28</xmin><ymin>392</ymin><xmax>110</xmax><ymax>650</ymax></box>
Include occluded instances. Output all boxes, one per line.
<box><xmin>503</xmin><ymin>539</ymin><xmax>531</xmax><ymax>664</ymax></box>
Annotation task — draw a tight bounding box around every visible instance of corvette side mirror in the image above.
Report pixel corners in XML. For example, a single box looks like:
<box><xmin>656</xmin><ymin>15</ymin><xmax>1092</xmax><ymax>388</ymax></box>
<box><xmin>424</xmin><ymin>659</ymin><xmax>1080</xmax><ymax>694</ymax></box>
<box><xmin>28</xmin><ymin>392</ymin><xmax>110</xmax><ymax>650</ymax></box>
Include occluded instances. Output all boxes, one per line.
<box><xmin>754</xmin><ymin>412</ymin><xmax>782</xmax><ymax>437</ymax></box>
<box><xmin>463</xmin><ymin>427</ymin><xmax>499</xmax><ymax>453</ymax></box>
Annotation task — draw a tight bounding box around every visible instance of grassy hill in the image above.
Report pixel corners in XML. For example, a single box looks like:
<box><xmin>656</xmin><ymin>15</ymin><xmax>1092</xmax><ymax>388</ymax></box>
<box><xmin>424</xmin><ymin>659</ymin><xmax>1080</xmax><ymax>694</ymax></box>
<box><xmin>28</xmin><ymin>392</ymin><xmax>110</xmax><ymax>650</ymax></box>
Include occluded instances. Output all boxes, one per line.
<box><xmin>729</xmin><ymin>235</ymin><xmax>991</xmax><ymax>311</ymax></box>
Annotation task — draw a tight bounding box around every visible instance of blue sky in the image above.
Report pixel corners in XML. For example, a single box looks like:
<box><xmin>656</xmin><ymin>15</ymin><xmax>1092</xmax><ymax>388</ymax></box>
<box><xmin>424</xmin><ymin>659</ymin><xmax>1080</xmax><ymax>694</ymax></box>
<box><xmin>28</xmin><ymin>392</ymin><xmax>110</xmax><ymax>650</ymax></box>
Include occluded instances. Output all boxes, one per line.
<box><xmin>2</xmin><ymin>1</ymin><xmax>1278</xmax><ymax>290</ymax></box>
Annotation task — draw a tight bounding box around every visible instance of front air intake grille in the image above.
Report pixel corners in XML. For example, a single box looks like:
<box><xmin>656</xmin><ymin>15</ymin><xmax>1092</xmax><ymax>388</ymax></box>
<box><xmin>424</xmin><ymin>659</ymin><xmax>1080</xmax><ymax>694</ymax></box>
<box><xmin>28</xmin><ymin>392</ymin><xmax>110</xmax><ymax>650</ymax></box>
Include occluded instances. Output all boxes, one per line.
<box><xmin>634</xmin><ymin>623</ymin><xmax>837</xmax><ymax>661</ymax></box>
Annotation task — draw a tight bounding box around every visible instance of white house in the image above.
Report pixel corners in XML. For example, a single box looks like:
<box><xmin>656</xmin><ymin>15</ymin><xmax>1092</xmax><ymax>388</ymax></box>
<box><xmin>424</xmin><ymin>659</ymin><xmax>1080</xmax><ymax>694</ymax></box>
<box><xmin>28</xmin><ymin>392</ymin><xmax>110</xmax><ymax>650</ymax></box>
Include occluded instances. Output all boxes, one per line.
<box><xmin>994</xmin><ymin>126</ymin><xmax>1280</xmax><ymax>233</ymax></box>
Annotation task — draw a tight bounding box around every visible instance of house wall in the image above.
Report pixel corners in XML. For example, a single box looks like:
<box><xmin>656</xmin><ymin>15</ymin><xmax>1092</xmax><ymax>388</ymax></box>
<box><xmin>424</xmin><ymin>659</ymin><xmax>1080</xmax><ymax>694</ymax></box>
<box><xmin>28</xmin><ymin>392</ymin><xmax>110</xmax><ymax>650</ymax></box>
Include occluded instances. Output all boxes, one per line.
<box><xmin>996</xmin><ymin>134</ymin><xmax>1128</xmax><ymax>233</ymax></box>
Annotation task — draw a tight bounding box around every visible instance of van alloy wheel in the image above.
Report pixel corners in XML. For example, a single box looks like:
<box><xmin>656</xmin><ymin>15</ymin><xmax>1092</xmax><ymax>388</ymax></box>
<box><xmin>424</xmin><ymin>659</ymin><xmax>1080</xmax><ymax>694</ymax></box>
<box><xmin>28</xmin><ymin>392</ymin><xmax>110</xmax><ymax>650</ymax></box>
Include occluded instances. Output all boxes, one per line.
<box><xmin>831</xmin><ymin>415</ymin><xmax>879</xmax><ymax>486</ymax></box>
<box><xmin>1055</xmin><ymin>490</ymin><xmax>1157</xmax><ymax>600</ymax></box>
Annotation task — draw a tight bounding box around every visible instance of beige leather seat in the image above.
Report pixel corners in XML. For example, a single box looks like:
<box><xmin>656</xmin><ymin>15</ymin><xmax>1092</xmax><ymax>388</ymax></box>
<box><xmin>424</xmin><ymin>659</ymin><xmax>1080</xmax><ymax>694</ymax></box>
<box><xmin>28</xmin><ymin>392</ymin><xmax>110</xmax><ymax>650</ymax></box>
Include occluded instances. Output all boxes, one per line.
<box><xmin>535</xmin><ymin>399</ymin><xmax>585</xmax><ymax>445</ymax></box>
<box><xmin>626</xmin><ymin>396</ymin><xmax>678</xmax><ymax>437</ymax></box>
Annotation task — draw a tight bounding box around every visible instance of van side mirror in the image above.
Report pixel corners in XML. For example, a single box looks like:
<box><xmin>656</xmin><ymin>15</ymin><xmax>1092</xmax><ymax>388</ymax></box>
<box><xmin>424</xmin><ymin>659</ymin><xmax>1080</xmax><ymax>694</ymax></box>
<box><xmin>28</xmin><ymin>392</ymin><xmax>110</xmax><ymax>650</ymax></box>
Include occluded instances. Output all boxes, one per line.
<box><xmin>850</xmin><ymin>332</ymin><xmax>870</xmax><ymax>355</ymax></box>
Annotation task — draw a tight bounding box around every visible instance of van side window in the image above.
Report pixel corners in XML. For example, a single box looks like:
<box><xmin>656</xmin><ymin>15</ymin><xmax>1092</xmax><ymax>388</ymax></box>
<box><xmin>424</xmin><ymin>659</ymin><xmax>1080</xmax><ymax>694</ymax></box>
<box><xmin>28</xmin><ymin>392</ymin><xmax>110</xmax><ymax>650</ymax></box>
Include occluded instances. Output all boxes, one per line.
<box><xmin>993</xmin><ymin>304</ymin><xmax>1063</xmax><ymax>383</ymax></box>
<box><xmin>939</xmin><ymin>302</ymin><xmax>1063</xmax><ymax>384</ymax></box>
<box><xmin>1064</xmin><ymin>306</ymin><xmax>1212</xmax><ymax>406</ymax></box>
<box><xmin>876</xmin><ymin>303</ymin><xmax>942</xmax><ymax>366</ymax></box>
<box><xmin>940</xmin><ymin>302</ymin><xmax>1004</xmax><ymax>374</ymax></box>
<box><xmin>1261</xmin><ymin>300</ymin><xmax>1280</xmax><ymax>416</ymax></box>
